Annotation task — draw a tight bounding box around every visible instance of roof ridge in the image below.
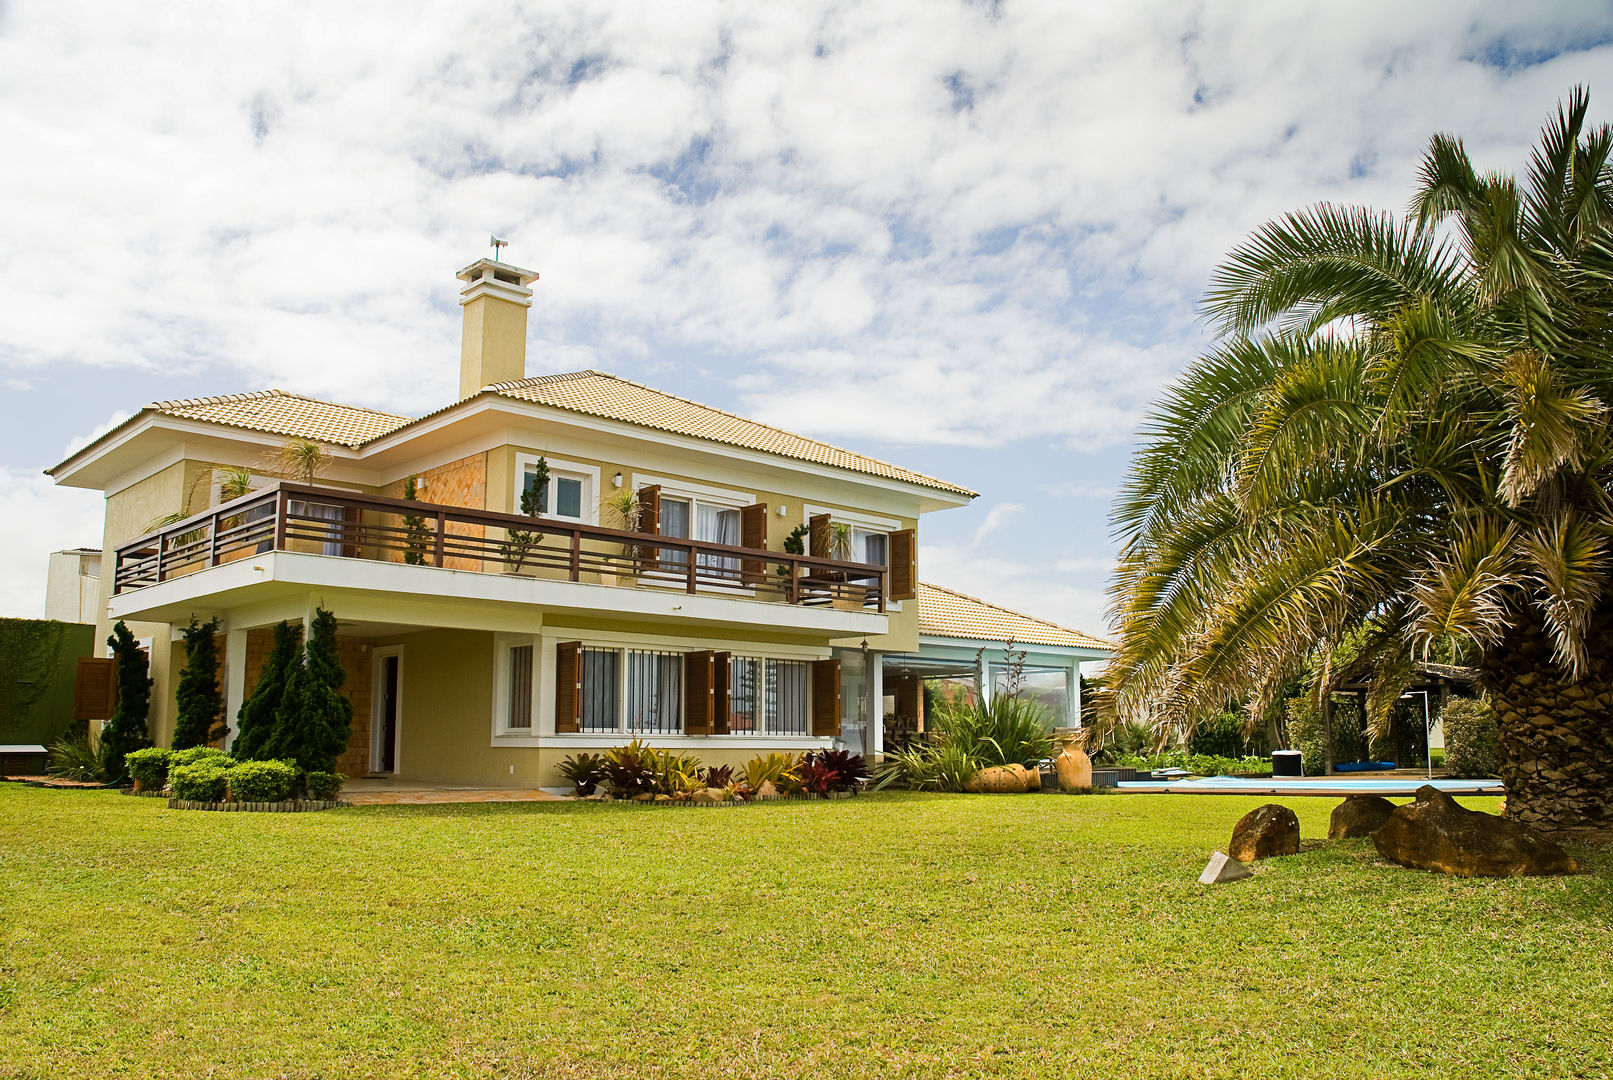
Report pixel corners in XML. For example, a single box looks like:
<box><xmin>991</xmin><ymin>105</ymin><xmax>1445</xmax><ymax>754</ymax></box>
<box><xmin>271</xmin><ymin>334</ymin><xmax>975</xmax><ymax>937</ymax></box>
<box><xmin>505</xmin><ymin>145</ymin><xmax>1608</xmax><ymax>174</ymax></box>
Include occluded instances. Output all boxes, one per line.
<box><xmin>496</xmin><ymin>369</ymin><xmax>967</xmax><ymax>492</ymax></box>
<box><xmin>919</xmin><ymin>581</ymin><xmax>1110</xmax><ymax>644</ymax></box>
<box><xmin>153</xmin><ymin>388</ymin><xmax>412</xmax><ymax>421</ymax></box>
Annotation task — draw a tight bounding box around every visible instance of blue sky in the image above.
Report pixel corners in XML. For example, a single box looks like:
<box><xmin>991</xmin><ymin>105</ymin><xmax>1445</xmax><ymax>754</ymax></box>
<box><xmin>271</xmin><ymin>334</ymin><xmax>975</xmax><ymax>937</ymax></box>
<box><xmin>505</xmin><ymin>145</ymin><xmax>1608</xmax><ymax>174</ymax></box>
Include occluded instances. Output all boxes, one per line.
<box><xmin>3</xmin><ymin>0</ymin><xmax>1613</xmax><ymax>632</ymax></box>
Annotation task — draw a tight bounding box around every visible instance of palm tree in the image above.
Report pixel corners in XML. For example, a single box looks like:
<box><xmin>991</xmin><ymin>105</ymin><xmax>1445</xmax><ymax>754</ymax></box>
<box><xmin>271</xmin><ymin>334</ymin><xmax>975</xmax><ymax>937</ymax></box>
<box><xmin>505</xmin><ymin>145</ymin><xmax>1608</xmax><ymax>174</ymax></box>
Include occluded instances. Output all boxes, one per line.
<box><xmin>1109</xmin><ymin>88</ymin><xmax>1613</xmax><ymax>831</ymax></box>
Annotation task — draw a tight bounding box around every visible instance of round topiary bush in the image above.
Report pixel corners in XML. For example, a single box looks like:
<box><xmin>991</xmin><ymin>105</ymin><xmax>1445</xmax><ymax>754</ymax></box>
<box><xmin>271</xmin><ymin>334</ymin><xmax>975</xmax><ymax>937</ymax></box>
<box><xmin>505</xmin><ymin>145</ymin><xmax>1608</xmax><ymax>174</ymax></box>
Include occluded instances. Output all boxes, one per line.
<box><xmin>124</xmin><ymin>747</ymin><xmax>173</xmax><ymax>791</ymax></box>
<box><xmin>304</xmin><ymin>770</ymin><xmax>344</xmax><ymax>801</ymax></box>
<box><xmin>225</xmin><ymin>759</ymin><xmax>298</xmax><ymax>803</ymax></box>
<box><xmin>169</xmin><ymin>760</ymin><xmax>229</xmax><ymax>802</ymax></box>
<box><xmin>170</xmin><ymin>746</ymin><xmax>231</xmax><ymax>768</ymax></box>
<box><xmin>1440</xmin><ymin>696</ymin><xmax>1498</xmax><ymax>778</ymax></box>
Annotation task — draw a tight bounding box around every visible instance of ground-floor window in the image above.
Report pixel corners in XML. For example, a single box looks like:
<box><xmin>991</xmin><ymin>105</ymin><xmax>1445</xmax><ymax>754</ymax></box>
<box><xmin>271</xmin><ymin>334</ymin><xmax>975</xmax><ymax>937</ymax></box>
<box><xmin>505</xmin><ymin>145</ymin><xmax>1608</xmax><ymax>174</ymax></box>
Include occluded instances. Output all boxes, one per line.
<box><xmin>626</xmin><ymin>649</ymin><xmax>683</xmax><ymax>734</ymax></box>
<box><xmin>766</xmin><ymin>659</ymin><xmax>810</xmax><ymax>735</ymax></box>
<box><xmin>580</xmin><ymin>647</ymin><xmax>620</xmax><ymax>733</ymax></box>
<box><xmin>506</xmin><ymin>644</ymin><xmax>534</xmax><ymax>730</ymax></box>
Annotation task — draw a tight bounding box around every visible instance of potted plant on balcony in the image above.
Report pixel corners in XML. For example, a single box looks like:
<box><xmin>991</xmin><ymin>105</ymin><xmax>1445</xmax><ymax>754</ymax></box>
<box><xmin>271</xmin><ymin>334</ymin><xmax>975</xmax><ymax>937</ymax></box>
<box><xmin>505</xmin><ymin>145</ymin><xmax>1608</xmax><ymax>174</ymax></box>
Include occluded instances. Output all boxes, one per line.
<box><xmin>827</xmin><ymin>521</ymin><xmax>866</xmax><ymax>611</ymax></box>
<box><xmin>599</xmin><ymin>488</ymin><xmax>642</xmax><ymax>586</ymax></box>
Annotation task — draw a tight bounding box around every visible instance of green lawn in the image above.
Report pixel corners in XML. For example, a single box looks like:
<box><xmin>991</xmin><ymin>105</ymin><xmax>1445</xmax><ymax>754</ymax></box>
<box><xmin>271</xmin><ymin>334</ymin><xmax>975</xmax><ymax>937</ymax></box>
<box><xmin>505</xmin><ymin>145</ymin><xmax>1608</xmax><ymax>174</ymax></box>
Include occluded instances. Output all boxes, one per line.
<box><xmin>1</xmin><ymin>786</ymin><xmax>1608</xmax><ymax>1079</ymax></box>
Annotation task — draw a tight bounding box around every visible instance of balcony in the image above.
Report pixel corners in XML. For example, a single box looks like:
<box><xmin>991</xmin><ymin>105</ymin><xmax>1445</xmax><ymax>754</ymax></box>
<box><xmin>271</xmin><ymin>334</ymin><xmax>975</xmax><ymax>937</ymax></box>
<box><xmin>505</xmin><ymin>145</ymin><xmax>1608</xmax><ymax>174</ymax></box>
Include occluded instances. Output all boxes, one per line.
<box><xmin>111</xmin><ymin>483</ymin><xmax>891</xmax><ymax>627</ymax></box>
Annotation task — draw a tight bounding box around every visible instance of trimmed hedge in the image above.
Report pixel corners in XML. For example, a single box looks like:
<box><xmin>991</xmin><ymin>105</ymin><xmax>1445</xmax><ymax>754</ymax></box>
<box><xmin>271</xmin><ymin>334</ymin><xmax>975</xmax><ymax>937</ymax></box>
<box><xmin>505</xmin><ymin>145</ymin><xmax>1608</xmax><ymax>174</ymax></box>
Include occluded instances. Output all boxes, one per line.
<box><xmin>124</xmin><ymin>747</ymin><xmax>173</xmax><ymax>790</ymax></box>
<box><xmin>225</xmin><ymin>760</ymin><xmax>298</xmax><ymax>803</ymax></box>
<box><xmin>1440</xmin><ymin>696</ymin><xmax>1498</xmax><ymax>778</ymax></box>
<box><xmin>305</xmin><ymin>771</ymin><xmax>344</xmax><ymax>801</ymax></box>
<box><xmin>169</xmin><ymin>761</ymin><xmax>228</xmax><ymax>802</ymax></box>
<box><xmin>170</xmin><ymin>746</ymin><xmax>231</xmax><ymax>768</ymax></box>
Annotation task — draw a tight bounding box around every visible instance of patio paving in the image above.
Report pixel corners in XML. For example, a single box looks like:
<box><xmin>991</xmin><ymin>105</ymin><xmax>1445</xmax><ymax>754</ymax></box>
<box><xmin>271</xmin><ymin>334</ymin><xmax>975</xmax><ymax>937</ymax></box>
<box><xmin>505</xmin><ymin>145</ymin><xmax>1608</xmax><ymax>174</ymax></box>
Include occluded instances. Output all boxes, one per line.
<box><xmin>342</xmin><ymin>778</ymin><xmax>570</xmax><ymax>805</ymax></box>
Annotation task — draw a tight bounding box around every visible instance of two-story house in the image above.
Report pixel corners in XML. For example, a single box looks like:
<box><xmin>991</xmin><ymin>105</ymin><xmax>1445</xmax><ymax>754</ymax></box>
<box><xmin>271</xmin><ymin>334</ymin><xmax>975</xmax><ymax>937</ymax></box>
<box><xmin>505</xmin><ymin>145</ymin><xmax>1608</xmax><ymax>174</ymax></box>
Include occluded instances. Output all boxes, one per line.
<box><xmin>47</xmin><ymin>257</ymin><xmax>977</xmax><ymax>788</ymax></box>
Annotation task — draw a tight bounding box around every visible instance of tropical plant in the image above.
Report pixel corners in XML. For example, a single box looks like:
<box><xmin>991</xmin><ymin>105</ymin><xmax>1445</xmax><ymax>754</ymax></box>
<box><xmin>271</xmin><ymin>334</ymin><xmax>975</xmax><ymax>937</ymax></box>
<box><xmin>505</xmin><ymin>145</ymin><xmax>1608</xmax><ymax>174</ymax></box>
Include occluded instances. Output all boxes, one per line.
<box><xmin>701</xmin><ymin>763</ymin><xmax>735</xmax><ymax>789</ymax></box>
<box><xmin>558</xmin><ymin>752</ymin><xmax>609</xmax><ymax>796</ymax></box>
<box><xmin>233</xmin><ymin>622</ymin><xmax>301</xmax><ymax>761</ymax></box>
<box><xmin>262</xmin><ymin>608</ymin><xmax>353</xmax><ymax>774</ymax></box>
<box><xmin>742</xmin><ymin>751</ymin><xmax>800</xmax><ymax>790</ymax></box>
<box><xmin>1107</xmin><ymin>88</ymin><xmax>1613</xmax><ymax>830</ymax></box>
<box><xmin>601</xmin><ymin>488</ymin><xmax>642</xmax><ymax>532</ymax></box>
<box><xmin>217</xmin><ymin>466</ymin><xmax>254</xmax><ymax>501</ymax></box>
<box><xmin>1440</xmin><ymin>696</ymin><xmax>1500</xmax><ymax>778</ymax></box>
<box><xmin>402</xmin><ymin>475</ymin><xmax>430</xmax><ymax>565</ymax></box>
<box><xmin>1187</xmin><ymin>710</ymin><xmax>1247</xmax><ymax>758</ymax></box>
<box><xmin>46</xmin><ymin>734</ymin><xmax>104</xmax><ymax>782</ymax></box>
<box><xmin>501</xmin><ymin>456</ymin><xmax>548</xmax><ymax>572</ymax></box>
<box><xmin>603</xmin><ymin>739</ymin><xmax>660</xmax><ymax>797</ymax></box>
<box><xmin>271</xmin><ymin>439</ymin><xmax>331</xmax><ymax>484</ymax></box>
<box><xmin>930</xmin><ymin>694</ymin><xmax>1053</xmax><ymax>768</ymax></box>
<box><xmin>100</xmin><ymin>621</ymin><xmax>152</xmax><ymax>782</ymax></box>
<box><xmin>172</xmin><ymin>616</ymin><xmax>225</xmax><ymax>750</ymax></box>
<box><xmin>798</xmin><ymin>749</ymin><xmax>866</xmax><ymax>794</ymax></box>
<box><xmin>828</xmin><ymin>521</ymin><xmax>854</xmax><ymax>561</ymax></box>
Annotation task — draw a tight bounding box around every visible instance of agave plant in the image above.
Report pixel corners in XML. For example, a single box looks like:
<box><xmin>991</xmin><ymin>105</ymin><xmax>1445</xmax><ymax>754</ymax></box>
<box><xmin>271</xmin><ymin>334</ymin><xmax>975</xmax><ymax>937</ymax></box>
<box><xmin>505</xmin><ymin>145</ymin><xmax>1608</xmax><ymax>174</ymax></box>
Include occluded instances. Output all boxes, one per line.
<box><xmin>1108</xmin><ymin>88</ymin><xmax>1613</xmax><ymax>830</ymax></box>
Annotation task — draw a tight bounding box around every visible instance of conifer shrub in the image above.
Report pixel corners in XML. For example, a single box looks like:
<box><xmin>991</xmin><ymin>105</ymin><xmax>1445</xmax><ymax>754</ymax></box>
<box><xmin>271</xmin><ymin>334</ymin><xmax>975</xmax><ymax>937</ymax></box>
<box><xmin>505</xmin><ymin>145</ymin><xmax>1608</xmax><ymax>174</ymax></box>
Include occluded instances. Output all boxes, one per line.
<box><xmin>263</xmin><ymin>608</ymin><xmax>353</xmax><ymax>774</ymax></box>
<box><xmin>172</xmin><ymin>616</ymin><xmax>225</xmax><ymax>750</ymax></box>
<box><xmin>168</xmin><ymin>760</ymin><xmax>228</xmax><ymax>802</ymax></box>
<box><xmin>225</xmin><ymin>759</ymin><xmax>298</xmax><ymax>802</ymax></box>
<box><xmin>123</xmin><ymin>747</ymin><xmax>173</xmax><ymax>790</ymax></box>
<box><xmin>100</xmin><ymin>622</ymin><xmax>153</xmax><ymax>782</ymax></box>
<box><xmin>233</xmin><ymin>621</ymin><xmax>301</xmax><ymax>761</ymax></box>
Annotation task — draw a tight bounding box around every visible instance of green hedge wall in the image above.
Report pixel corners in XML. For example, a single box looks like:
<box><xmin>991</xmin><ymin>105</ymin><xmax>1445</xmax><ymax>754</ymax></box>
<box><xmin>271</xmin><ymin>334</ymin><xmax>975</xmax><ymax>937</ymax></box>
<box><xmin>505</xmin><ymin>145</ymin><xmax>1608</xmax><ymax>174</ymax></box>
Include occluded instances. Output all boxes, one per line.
<box><xmin>0</xmin><ymin>619</ymin><xmax>94</xmax><ymax>745</ymax></box>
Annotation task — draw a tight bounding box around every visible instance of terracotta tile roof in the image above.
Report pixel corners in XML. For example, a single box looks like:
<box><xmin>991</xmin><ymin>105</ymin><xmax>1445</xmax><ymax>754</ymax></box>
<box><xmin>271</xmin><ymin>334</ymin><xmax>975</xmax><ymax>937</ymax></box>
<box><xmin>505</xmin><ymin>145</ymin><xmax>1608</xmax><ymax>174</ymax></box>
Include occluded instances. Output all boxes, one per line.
<box><xmin>917</xmin><ymin>582</ymin><xmax>1112</xmax><ymax>651</ymax></box>
<box><xmin>486</xmin><ymin>371</ymin><xmax>977</xmax><ymax>497</ymax></box>
<box><xmin>151</xmin><ymin>390</ymin><xmax>412</xmax><ymax>448</ymax></box>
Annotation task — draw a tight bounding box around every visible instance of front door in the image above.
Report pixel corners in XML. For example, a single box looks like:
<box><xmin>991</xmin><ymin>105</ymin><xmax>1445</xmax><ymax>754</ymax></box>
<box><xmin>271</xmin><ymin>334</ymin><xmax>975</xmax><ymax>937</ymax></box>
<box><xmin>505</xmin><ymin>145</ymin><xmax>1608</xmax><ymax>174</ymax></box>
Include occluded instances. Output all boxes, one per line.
<box><xmin>371</xmin><ymin>649</ymin><xmax>402</xmax><ymax>774</ymax></box>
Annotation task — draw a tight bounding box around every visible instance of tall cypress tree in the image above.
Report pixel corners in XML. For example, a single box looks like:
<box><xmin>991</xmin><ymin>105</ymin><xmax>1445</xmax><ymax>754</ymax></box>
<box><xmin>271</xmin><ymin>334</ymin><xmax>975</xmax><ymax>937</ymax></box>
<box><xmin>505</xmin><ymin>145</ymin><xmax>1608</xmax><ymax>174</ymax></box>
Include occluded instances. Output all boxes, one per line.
<box><xmin>233</xmin><ymin>621</ymin><xmax>301</xmax><ymax>761</ymax></box>
<box><xmin>101</xmin><ymin>621</ymin><xmax>152</xmax><ymax>781</ymax></box>
<box><xmin>171</xmin><ymin>617</ymin><xmax>224</xmax><ymax>750</ymax></box>
<box><xmin>264</xmin><ymin>608</ymin><xmax>353</xmax><ymax>773</ymax></box>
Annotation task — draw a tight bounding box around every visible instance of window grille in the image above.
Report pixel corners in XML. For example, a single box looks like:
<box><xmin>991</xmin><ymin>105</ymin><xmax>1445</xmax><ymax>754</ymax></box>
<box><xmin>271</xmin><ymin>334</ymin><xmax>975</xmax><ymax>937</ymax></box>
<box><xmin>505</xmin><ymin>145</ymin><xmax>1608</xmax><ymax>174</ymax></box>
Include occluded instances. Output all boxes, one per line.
<box><xmin>506</xmin><ymin>644</ymin><xmax>533</xmax><ymax>729</ymax></box>
<box><xmin>626</xmin><ymin>649</ymin><xmax>683</xmax><ymax>734</ymax></box>
<box><xmin>579</xmin><ymin>647</ymin><xmax>620</xmax><ymax>733</ymax></box>
<box><xmin>729</xmin><ymin>656</ymin><xmax>761</xmax><ymax>732</ymax></box>
<box><xmin>766</xmin><ymin>659</ymin><xmax>810</xmax><ymax>735</ymax></box>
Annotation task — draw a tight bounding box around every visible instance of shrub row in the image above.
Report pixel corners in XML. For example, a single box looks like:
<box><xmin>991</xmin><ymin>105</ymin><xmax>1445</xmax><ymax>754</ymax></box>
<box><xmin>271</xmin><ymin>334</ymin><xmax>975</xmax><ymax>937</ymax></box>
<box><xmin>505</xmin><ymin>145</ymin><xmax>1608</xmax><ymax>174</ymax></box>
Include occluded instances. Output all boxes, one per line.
<box><xmin>121</xmin><ymin>746</ymin><xmax>342</xmax><ymax>803</ymax></box>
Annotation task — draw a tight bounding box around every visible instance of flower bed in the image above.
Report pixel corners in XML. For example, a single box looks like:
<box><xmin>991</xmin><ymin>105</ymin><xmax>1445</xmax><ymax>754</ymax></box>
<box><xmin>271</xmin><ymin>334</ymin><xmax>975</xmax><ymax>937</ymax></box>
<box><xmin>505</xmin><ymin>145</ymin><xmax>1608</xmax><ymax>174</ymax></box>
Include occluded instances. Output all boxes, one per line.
<box><xmin>561</xmin><ymin>744</ymin><xmax>866</xmax><ymax>802</ymax></box>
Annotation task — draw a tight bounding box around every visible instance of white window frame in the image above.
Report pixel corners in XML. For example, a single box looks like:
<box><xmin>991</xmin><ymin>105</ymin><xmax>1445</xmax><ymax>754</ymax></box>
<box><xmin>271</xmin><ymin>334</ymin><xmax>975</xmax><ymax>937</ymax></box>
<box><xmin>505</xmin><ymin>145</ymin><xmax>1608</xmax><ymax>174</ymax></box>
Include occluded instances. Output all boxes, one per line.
<box><xmin>801</xmin><ymin>504</ymin><xmax>903</xmax><ymax>610</ymax></box>
<box><xmin>515</xmin><ymin>453</ymin><xmax>600</xmax><ymax>525</ymax></box>
<box><xmin>492</xmin><ymin>632</ymin><xmax>542</xmax><ymax>745</ymax></box>
<box><xmin>524</xmin><ymin>628</ymin><xmax>834</xmax><ymax>749</ymax></box>
<box><xmin>634</xmin><ymin>473</ymin><xmax>754</xmax><ymax>594</ymax></box>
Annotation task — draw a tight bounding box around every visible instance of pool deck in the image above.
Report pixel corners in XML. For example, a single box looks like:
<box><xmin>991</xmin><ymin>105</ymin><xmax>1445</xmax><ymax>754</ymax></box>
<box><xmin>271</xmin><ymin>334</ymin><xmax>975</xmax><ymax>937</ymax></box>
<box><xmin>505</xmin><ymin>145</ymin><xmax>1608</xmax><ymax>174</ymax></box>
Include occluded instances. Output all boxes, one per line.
<box><xmin>1116</xmin><ymin>775</ymin><xmax>1505</xmax><ymax>797</ymax></box>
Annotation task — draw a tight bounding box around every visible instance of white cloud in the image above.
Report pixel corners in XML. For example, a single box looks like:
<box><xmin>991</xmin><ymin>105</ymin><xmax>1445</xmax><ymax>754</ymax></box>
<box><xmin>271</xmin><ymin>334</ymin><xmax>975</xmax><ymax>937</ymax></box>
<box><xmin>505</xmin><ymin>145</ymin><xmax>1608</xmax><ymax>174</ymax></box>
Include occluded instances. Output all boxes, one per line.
<box><xmin>0</xmin><ymin>469</ymin><xmax>104</xmax><ymax>618</ymax></box>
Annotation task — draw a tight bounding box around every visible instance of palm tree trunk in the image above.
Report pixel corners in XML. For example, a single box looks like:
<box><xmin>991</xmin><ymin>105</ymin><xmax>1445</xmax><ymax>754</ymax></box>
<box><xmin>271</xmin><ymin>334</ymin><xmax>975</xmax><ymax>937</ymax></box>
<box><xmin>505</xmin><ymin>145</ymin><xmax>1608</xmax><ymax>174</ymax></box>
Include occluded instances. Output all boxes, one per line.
<box><xmin>1479</xmin><ymin>606</ymin><xmax>1613</xmax><ymax>832</ymax></box>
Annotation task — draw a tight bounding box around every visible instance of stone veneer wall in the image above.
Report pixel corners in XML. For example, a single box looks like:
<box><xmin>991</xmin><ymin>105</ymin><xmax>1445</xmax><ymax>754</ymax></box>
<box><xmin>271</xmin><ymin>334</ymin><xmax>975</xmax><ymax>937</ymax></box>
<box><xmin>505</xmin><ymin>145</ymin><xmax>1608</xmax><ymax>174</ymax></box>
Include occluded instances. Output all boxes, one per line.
<box><xmin>379</xmin><ymin>451</ymin><xmax>488</xmax><ymax>571</ymax></box>
<box><xmin>241</xmin><ymin>626</ymin><xmax>375</xmax><ymax>777</ymax></box>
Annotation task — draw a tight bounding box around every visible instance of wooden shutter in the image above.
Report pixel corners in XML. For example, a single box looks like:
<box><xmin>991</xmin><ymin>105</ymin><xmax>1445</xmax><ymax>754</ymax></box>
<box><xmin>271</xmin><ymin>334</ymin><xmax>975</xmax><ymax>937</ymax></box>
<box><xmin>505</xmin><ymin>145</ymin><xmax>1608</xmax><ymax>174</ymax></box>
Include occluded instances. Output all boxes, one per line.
<box><xmin>73</xmin><ymin>657</ymin><xmax>117</xmax><ymax>721</ymax></box>
<box><xmin>740</xmin><ymin>503</ymin><xmax>768</xmax><ymax>584</ymax></box>
<box><xmin>711</xmin><ymin>652</ymin><xmax>732</xmax><ymax>735</ymax></box>
<box><xmin>888</xmin><ymin>528</ymin><xmax>917</xmax><ymax>601</ymax></box>
<box><xmin>683</xmin><ymin>650</ymin><xmax>714</xmax><ymax>735</ymax></box>
<box><xmin>811</xmin><ymin>657</ymin><xmax>841</xmax><ymax>737</ymax></box>
<box><xmin>555</xmin><ymin>641</ymin><xmax>581</xmax><ymax>734</ymax></box>
<box><xmin>809</xmin><ymin>513</ymin><xmax>831</xmax><ymax>560</ymax></box>
<box><xmin>342</xmin><ymin>505</ymin><xmax>362</xmax><ymax>558</ymax></box>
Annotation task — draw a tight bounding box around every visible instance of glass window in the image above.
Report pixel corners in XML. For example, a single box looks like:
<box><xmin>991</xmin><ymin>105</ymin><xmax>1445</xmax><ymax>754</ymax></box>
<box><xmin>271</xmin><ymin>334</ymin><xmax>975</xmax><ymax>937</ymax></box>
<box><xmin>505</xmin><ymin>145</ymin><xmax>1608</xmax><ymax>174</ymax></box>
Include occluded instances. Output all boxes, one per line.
<box><xmin>626</xmin><ymin>649</ymin><xmax>682</xmax><ymax>734</ymax></box>
<box><xmin>729</xmin><ymin>656</ymin><xmax>761</xmax><ymax>732</ymax></box>
<box><xmin>523</xmin><ymin>464</ymin><xmax>548</xmax><ymax>514</ymax></box>
<box><xmin>660</xmin><ymin>497</ymin><xmax>692</xmax><ymax>569</ymax></box>
<box><xmin>555</xmin><ymin>476</ymin><xmax>583</xmax><ymax>519</ymax></box>
<box><xmin>506</xmin><ymin>645</ymin><xmax>533</xmax><ymax>729</ymax></box>
<box><xmin>856</xmin><ymin>529</ymin><xmax>887</xmax><ymax>566</ymax></box>
<box><xmin>580</xmin><ymin>647</ymin><xmax>620</xmax><ymax>733</ymax></box>
<box><xmin>288</xmin><ymin>500</ymin><xmax>346</xmax><ymax>556</ymax></box>
<box><xmin>766</xmin><ymin>659</ymin><xmax>810</xmax><ymax>735</ymax></box>
<box><xmin>993</xmin><ymin>665</ymin><xmax>1070</xmax><ymax>723</ymax></box>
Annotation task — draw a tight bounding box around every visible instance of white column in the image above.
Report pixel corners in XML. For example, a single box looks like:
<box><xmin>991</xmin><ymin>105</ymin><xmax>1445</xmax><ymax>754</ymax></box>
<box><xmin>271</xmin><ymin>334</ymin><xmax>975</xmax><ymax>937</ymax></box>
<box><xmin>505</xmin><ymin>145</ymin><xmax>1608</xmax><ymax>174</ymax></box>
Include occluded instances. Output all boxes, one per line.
<box><xmin>1069</xmin><ymin>663</ymin><xmax>1082</xmax><ymax>730</ymax></box>
<box><xmin>869</xmin><ymin>652</ymin><xmax>884</xmax><ymax>758</ymax></box>
<box><xmin>223</xmin><ymin>627</ymin><xmax>248</xmax><ymax>751</ymax></box>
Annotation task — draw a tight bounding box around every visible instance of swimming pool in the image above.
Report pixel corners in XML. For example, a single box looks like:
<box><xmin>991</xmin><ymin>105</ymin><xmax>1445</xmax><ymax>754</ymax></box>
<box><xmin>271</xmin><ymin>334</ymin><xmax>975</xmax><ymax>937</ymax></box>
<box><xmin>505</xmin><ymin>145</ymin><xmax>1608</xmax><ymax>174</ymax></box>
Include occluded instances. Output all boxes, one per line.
<box><xmin>1115</xmin><ymin>775</ymin><xmax>1504</xmax><ymax>797</ymax></box>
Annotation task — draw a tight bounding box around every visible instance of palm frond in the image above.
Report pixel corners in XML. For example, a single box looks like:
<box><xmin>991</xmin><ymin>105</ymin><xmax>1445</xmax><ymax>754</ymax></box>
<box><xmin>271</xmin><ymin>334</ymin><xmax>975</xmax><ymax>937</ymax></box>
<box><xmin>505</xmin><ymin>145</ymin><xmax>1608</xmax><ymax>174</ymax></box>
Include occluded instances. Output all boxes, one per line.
<box><xmin>1497</xmin><ymin>349</ymin><xmax>1607</xmax><ymax>505</ymax></box>
<box><xmin>1520</xmin><ymin>509</ymin><xmax>1611</xmax><ymax>677</ymax></box>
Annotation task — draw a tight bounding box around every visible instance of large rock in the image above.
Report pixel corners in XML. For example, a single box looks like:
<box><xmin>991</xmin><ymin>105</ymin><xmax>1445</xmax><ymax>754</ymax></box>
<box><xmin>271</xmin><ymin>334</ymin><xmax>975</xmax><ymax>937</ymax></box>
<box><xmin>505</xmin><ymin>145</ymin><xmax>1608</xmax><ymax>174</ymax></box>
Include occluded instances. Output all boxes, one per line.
<box><xmin>1054</xmin><ymin>745</ymin><xmax>1092</xmax><ymax>790</ymax></box>
<box><xmin>1229</xmin><ymin>804</ymin><xmax>1300</xmax><ymax>862</ymax></box>
<box><xmin>1373</xmin><ymin>785</ymin><xmax>1579</xmax><ymax>878</ymax></box>
<box><xmin>1328</xmin><ymin>795</ymin><xmax>1396</xmax><ymax>839</ymax></box>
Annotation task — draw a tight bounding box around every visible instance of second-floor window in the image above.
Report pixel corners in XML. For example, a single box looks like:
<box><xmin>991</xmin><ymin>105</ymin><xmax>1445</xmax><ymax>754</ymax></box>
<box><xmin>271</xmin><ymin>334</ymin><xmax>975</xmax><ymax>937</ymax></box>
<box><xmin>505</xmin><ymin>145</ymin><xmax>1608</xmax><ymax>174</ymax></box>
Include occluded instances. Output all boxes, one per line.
<box><xmin>659</xmin><ymin>496</ymin><xmax>740</xmax><ymax>576</ymax></box>
<box><xmin>516</xmin><ymin>454</ymin><xmax>597</xmax><ymax>524</ymax></box>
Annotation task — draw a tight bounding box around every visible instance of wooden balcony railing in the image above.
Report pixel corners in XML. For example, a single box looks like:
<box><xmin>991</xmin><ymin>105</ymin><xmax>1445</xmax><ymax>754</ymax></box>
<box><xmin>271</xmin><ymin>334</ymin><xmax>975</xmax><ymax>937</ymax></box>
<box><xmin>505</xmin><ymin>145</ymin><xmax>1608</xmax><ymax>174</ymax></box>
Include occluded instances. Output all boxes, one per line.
<box><xmin>113</xmin><ymin>483</ymin><xmax>888</xmax><ymax>613</ymax></box>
